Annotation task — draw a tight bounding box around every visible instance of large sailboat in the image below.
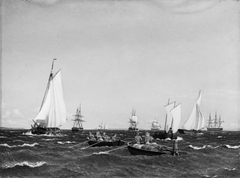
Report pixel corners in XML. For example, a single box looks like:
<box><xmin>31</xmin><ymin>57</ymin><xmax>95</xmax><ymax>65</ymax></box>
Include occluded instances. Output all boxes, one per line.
<box><xmin>72</xmin><ymin>104</ymin><xmax>84</xmax><ymax>133</ymax></box>
<box><xmin>128</xmin><ymin>108</ymin><xmax>139</xmax><ymax>131</ymax></box>
<box><xmin>178</xmin><ymin>90</ymin><xmax>205</xmax><ymax>134</ymax></box>
<box><xmin>31</xmin><ymin>59</ymin><xmax>67</xmax><ymax>135</ymax></box>
<box><xmin>206</xmin><ymin>112</ymin><xmax>223</xmax><ymax>132</ymax></box>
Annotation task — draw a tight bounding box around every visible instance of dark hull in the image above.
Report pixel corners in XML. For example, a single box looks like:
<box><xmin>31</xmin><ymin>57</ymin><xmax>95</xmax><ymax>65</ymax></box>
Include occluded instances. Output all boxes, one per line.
<box><xmin>178</xmin><ymin>129</ymin><xmax>202</xmax><ymax>134</ymax></box>
<box><xmin>207</xmin><ymin>128</ymin><xmax>223</xmax><ymax>132</ymax></box>
<box><xmin>88</xmin><ymin>140</ymin><xmax>126</xmax><ymax>147</ymax></box>
<box><xmin>72</xmin><ymin>127</ymin><xmax>83</xmax><ymax>133</ymax></box>
<box><xmin>152</xmin><ymin>131</ymin><xmax>177</xmax><ymax>140</ymax></box>
<box><xmin>31</xmin><ymin>127</ymin><xmax>60</xmax><ymax>135</ymax></box>
<box><xmin>127</xmin><ymin>144</ymin><xmax>172</xmax><ymax>156</ymax></box>
<box><xmin>128</xmin><ymin>127</ymin><xmax>139</xmax><ymax>131</ymax></box>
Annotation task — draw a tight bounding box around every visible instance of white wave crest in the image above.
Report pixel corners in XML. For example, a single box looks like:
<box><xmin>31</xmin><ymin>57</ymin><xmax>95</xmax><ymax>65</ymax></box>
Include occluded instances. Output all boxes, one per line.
<box><xmin>57</xmin><ymin>141</ymin><xmax>76</xmax><ymax>144</ymax></box>
<box><xmin>224</xmin><ymin>145</ymin><xmax>240</xmax><ymax>149</ymax></box>
<box><xmin>189</xmin><ymin>144</ymin><xmax>219</xmax><ymax>150</ymax></box>
<box><xmin>0</xmin><ymin>143</ymin><xmax>39</xmax><ymax>148</ymax></box>
<box><xmin>3</xmin><ymin>161</ymin><xmax>46</xmax><ymax>169</ymax></box>
<box><xmin>189</xmin><ymin>145</ymin><xmax>206</xmax><ymax>150</ymax></box>
<box><xmin>42</xmin><ymin>138</ymin><xmax>56</xmax><ymax>141</ymax></box>
<box><xmin>176</xmin><ymin>136</ymin><xmax>183</xmax><ymax>141</ymax></box>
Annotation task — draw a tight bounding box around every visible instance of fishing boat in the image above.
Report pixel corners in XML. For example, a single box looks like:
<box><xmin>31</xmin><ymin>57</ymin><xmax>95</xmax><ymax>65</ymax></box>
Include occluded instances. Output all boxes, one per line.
<box><xmin>128</xmin><ymin>108</ymin><xmax>139</xmax><ymax>131</ymax></box>
<box><xmin>178</xmin><ymin>90</ymin><xmax>205</xmax><ymax>134</ymax></box>
<box><xmin>87</xmin><ymin>140</ymin><xmax>126</xmax><ymax>147</ymax></box>
<box><xmin>206</xmin><ymin>112</ymin><xmax>223</xmax><ymax>132</ymax></box>
<box><xmin>127</xmin><ymin>143</ymin><xmax>173</xmax><ymax>156</ymax></box>
<box><xmin>128</xmin><ymin>104</ymin><xmax>182</xmax><ymax>156</ymax></box>
<box><xmin>72</xmin><ymin>104</ymin><xmax>84</xmax><ymax>133</ymax></box>
<box><xmin>31</xmin><ymin>59</ymin><xmax>67</xmax><ymax>135</ymax></box>
<box><xmin>152</xmin><ymin>100</ymin><xmax>178</xmax><ymax>139</ymax></box>
<box><xmin>151</xmin><ymin>120</ymin><xmax>161</xmax><ymax>131</ymax></box>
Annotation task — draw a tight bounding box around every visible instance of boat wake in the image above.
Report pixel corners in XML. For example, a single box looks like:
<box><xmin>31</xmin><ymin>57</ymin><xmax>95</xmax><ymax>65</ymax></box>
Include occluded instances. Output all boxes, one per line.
<box><xmin>0</xmin><ymin>143</ymin><xmax>39</xmax><ymax>148</ymax></box>
<box><xmin>2</xmin><ymin>161</ymin><xmax>46</xmax><ymax>169</ymax></box>
<box><xmin>224</xmin><ymin>144</ymin><xmax>240</xmax><ymax>149</ymax></box>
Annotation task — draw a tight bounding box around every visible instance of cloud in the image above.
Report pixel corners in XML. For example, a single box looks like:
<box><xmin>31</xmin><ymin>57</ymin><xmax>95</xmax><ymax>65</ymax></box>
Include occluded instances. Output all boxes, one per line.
<box><xmin>29</xmin><ymin>0</ymin><xmax>61</xmax><ymax>6</ymax></box>
<box><xmin>3</xmin><ymin>109</ymin><xmax>24</xmax><ymax>119</ymax></box>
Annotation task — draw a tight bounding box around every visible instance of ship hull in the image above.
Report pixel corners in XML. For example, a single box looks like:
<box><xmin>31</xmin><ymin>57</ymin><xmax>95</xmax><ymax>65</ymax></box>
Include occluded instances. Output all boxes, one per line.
<box><xmin>72</xmin><ymin>127</ymin><xmax>83</xmax><ymax>133</ymax></box>
<box><xmin>152</xmin><ymin>130</ymin><xmax>177</xmax><ymax>140</ymax></box>
<box><xmin>207</xmin><ymin>128</ymin><xmax>223</xmax><ymax>132</ymax></box>
<box><xmin>178</xmin><ymin>129</ymin><xmax>202</xmax><ymax>135</ymax></box>
<box><xmin>31</xmin><ymin>126</ymin><xmax>60</xmax><ymax>135</ymax></box>
<box><xmin>128</xmin><ymin>127</ymin><xmax>139</xmax><ymax>131</ymax></box>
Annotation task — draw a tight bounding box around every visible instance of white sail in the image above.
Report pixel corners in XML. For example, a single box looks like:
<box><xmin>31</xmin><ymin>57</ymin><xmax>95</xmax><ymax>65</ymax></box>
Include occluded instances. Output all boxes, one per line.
<box><xmin>151</xmin><ymin>120</ymin><xmax>161</xmax><ymax>130</ymax></box>
<box><xmin>34</xmin><ymin>71</ymin><xmax>66</xmax><ymax>128</ymax></box>
<box><xmin>164</xmin><ymin>102</ymin><xmax>175</xmax><ymax>131</ymax></box>
<box><xmin>170</xmin><ymin>104</ymin><xmax>181</xmax><ymax>133</ymax></box>
<box><xmin>182</xmin><ymin>90</ymin><xmax>204</xmax><ymax>130</ymax></box>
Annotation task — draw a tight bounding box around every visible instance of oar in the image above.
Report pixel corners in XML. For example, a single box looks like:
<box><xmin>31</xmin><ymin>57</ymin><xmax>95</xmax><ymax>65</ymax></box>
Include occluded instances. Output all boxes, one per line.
<box><xmin>81</xmin><ymin>142</ymin><xmax>100</xmax><ymax>150</ymax></box>
<box><xmin>69</xmin><ymin>140</ymin><xmax>89</xmax><ymax>148</ymax></box>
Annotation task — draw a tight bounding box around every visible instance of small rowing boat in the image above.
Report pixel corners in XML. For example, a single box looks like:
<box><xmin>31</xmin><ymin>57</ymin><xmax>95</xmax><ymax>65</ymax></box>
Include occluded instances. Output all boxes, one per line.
<box><xmin>87</xmin><ymin>140</ymin><xmax>126</xmax><ymax>147</ymax></box>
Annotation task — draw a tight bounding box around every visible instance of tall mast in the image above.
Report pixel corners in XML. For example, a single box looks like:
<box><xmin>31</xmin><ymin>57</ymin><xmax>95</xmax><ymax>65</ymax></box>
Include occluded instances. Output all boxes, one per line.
<box><xmin>39</xmin><ymin>58</ymin><xmax>57</xmax><ymax>111</ymax></box>
<box><xmin>214</xmin><ymin>111</ymin><xmax>217</xmax><ymax>128</ymax></box>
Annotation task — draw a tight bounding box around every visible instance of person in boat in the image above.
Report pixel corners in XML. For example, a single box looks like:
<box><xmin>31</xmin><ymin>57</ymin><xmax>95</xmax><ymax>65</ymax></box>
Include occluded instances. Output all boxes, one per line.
<box><xmin>168</xmin><ymin>127</ymin><xmax>174</xmax><ymax>139</ymax></box>
<box><xmin>88</xmin><ymin>132</ymin><xmax>96</xmax><ymax>140</ymax></box>
<box><xmin>134</xmin><ymin>132</ymin><xmax>142</xmax><ymax>144</ymax></box>
<box><xmin>144</xmin><ymin>132</ymin><xmax>153</xmax><ymax>144</ymax></box>
<box><xmin>111</xmin><ymin>133</ymin><xmax>117</xmax><ymax>141</ymax></box>
<box><xmin>96</xmin><ymin>131</ymin><xmax>103</xmax><ymax>141</ymax></box>
<box><xmin>102</xmin><ymin>132</ymin><xmax>110</xmax><ymax>141</ymax></box>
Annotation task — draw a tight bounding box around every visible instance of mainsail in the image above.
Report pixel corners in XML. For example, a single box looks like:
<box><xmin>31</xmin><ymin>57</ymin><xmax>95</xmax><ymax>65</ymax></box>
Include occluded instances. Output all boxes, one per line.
<box><xmin>34</xmin><ymin>67</ymin><xmax>66</xmax><ymax>128</ymax></box>
<box><xmin>164</xmin><ymin>101</ymin><xmax>175</xmax><ymax>132</ymax></box>
<box><xmin>182</xmin><ymin>90</ymin><xmax>205</xmax><ymax>131</ymax></box>
<box><xmin>170</xmin><ymin>104</ymin><xmax>181</xmax><ymax>133</ymax></box>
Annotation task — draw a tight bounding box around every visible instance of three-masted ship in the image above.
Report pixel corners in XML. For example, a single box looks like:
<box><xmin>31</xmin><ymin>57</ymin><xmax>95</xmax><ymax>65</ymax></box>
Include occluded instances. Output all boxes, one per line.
<box><xmin>72</xmin><ymin>104</ymin><xmax>84</xmax><ymax>133</ymax></box>
<box><xmin>206</xmin><ymin>112</ymin><xmax>223</xmax><ymax>132</ymax></box>
<box><xmin>128</xmin><ymin>108</ymin><xmax>139</xmax><ymax>131</ymax></box>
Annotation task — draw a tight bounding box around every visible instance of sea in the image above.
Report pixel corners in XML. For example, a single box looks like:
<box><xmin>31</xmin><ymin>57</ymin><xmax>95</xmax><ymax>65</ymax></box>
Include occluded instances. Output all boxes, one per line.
<box><xmin>0</xmin><ymin>129</ymin><xmax>240</xmax><ymax>178</ymax></box>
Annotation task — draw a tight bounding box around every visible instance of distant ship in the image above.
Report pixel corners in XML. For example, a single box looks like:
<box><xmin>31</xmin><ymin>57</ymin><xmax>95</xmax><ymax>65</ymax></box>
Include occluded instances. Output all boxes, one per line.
<box><xmin>97</xmin><ymin>122</ymin><xmax>108</xmax><ymax>130</ymax></box>
<box><xmin>72</xmin><ymin>104</ymin><xmax>84</xmax><ymax>133</ymax></box>
<box><xmin>206</xmin><ymin>112</ymin><xmax>223</xmax><ymax>132</ymax></box>
<box><xmin>151</xmin><ymin>120</ymin><xmax>161</xmax><ymax>131</ymax></box>
<box><xmin>128</xmin><ymin>108</ymin><xmax>139</xmax><ymax>131</ymax></box>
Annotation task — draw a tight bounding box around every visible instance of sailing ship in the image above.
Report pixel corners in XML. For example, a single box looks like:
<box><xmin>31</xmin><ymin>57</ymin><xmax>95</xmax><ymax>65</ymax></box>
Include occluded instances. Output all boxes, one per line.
<box><xmin>152</xmin><ymin>101</ymin><xmax>180</xmax><ymax>140</ymax></box>
<box><xmin>97</xmin><ymin>123</ymin><xmax>108</xmax><ymax>130</ymax></box>
<box><xmin>206</xmin><ymin>112</ymin><xmax>223</xmax><ymax>132</ymax></box>
<box><xmin>178</xmin><ymin>90</ymin><xmax>205</xmax><ymax>134</ymax></box>
<box><xmin>31</xmin><ymin>59</ymin><xmax>67</xmax><ymax>135</ymax></box>
<box><xmin>128</xmin><ymin>108</ymin><xmax>139</xmax><ymax>131</ymax></box>
<box><xmin>151</xmin><ymin>120</ymin><xmax>161</xmax><ymax>131</ymax></box>
<box><xmin>72</xmin><ymin>104</ymin><xmax>84</xmax><ymax>133</ymax></box>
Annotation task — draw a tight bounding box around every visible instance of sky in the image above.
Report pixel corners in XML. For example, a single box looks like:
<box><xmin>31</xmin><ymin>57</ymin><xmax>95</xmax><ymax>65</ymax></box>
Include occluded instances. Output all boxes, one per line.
<box><xmin>1</xmin><ymin>0</ymin><xmax>239</xmax><ymax>130</ymax></box>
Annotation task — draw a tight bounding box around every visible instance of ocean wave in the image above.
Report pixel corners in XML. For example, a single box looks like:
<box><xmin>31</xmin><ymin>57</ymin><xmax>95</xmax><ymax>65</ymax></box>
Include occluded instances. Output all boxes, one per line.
<box><xmin>224</xmin><ymin>144</ymin><xmax>240</xmax><ymax>149</ymax></box>
<box><xmin>3</xmin><ymin>161</ymin><xmax>46</xmax><ymax>169</ymax></box>
<box><xmin>42</xmin><ymin>138</ymin><xmax>56</xmax><ymax>141</ymax></box>
<box><xmin>0</xmin><ymin>143</ymin><xmax>39</xmax><ymax>148</ymax></box>
<box><xmin>22</xmin><ymin>131</ymin><xmax>67</xmax><ymax>137</ymax></box>
<box><xmin>0</xmin><ymin>136</ymin><xmax>6</xmax><ymax>138</ymax></box>
<box><xmin>188</xmin><ymin>145</ymin><xmax>219</xmax><ymax>150</ymax></box>
<box><xmin>57</xmin><ymin>141</ymin><xmax>76</xmax><ymax>144</ymax></box>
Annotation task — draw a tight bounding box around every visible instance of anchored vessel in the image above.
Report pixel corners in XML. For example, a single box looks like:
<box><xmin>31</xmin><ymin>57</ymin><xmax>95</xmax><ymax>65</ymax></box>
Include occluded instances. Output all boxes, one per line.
<box><xmin>178</xmin><ymin>90</ymin><xmax>205</xmax><ymax>134</ymax></box>
<box><xmin>72</xmin><ymin>104</ymin><xmax>84</xmax><ymax>133</ymax></box>
<box><xmin>128</xmin><ymin>108</ymin><xmax>139</xmax><ymax>131</ymax></box>
<box><xmin>151</xmin><ymin>120</ymin><xmax>161</xmax><ymax>131</ymax></box>
<box><xmin>97</xmin><ymin>123</ymin><xmax>108</xmax><ymax>131</ymax></box>
<box><xmin>31</xmin><ymin>59</ymin><xmax>67</xmax><ymax>135</ymax></box>
<box><xmin>206</xmin><ymin>112</ymin><xmax>223</xmax><ymax>132</ymax></box>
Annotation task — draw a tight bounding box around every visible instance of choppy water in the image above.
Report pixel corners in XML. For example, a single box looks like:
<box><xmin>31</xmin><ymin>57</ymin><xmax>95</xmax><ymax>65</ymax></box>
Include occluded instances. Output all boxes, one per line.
<box><xmin>0</xmin><ymin>129</ymin><xmax>240</xmax><ymax>178</ymax></box>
